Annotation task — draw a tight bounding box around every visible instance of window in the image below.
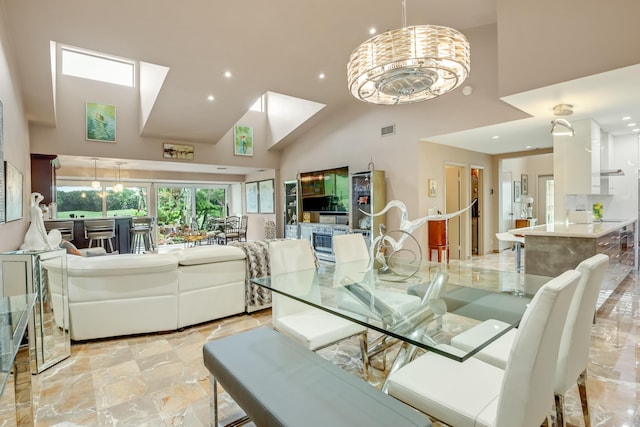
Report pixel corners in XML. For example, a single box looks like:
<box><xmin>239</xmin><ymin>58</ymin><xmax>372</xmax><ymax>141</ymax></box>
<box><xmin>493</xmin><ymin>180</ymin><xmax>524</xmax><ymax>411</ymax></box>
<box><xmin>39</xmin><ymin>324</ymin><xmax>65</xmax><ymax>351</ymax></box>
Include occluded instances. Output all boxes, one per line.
<box><xmin>156</xmin><ymin>186</ymin><xmax>226</xmax><ymax>246</ymax></box>
<box><xmin>106</xmin><ymin>186</ymin><xmax>148</xmax><ymax>216</ymax></box>
<box><xmin>56</xmin><ymin>183</ymin><xmax>148</xmax><ymax>218</ymax></box>
<box><xmin>62</xmin><ymin>47</ymin><xmax>135</xmax><ymax>87</ymax></box>
<box><xmin>56</xmin><ymin>185</ymin><xmax>104</xmax><ymax>218</ymax></box>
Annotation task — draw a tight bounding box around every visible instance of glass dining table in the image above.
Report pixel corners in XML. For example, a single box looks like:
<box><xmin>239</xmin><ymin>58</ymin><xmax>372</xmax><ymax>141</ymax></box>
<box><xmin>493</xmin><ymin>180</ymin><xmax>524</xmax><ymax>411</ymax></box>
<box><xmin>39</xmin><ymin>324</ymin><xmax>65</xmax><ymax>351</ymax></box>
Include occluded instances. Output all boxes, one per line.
<box><xmin>250</xmin><ymin>258</ymin><xmax>551</xmax><ymax>385</ymax></box>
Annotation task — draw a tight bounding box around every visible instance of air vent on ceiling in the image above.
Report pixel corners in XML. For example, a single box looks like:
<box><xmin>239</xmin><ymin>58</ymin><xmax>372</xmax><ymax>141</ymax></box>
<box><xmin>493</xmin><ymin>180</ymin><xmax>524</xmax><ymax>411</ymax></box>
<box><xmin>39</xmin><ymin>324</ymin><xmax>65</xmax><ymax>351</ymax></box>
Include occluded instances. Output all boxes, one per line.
<box><xmin>381</xmin><ymin>124</ymin><xmax>395</xmax><ymax>137</ymax></box>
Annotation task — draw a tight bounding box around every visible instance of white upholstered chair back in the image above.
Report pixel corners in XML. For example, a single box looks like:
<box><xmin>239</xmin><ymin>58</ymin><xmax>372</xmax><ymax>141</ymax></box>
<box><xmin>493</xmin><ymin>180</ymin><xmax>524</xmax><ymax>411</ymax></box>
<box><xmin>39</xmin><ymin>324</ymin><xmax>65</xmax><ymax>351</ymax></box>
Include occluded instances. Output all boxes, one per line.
<box><xmin>269</xmin><ymin>239</ymin><xmax>318</xmax><ymax>324</ymax></box>
<box><xmin>496</xmin><ymin>269</ymin><xmax>580</xmax><ymax>427</ymax></box>
<box><xmin>555</xmin><ymin>254</ymin><xmax>608</xmax><ymax>393</ymax></box>
<box><xmin>333</xmin><ymin>233</ymin><xmax>369</xmax><ymax>263</ymax></box>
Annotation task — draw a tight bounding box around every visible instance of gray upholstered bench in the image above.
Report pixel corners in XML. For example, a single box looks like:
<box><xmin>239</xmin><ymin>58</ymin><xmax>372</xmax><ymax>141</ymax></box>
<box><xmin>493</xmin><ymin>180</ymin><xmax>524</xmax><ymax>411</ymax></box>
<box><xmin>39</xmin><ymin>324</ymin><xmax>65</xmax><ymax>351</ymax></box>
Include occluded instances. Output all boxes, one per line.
<box><xmin>203</xmin><ymin>326</ymin><xmax>431</xmax><ymax>427</ymax></box>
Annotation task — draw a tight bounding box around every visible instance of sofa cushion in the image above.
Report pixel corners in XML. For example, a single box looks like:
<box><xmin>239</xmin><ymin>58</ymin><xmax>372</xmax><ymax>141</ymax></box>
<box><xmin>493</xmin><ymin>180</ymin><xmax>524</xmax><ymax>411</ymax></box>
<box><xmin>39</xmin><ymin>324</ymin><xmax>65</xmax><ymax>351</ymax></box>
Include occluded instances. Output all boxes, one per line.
<box><xmin>174</xmin><ymin>245</ymin><xmax>246</xmax><ymax>266</ymax></box>
<box><xmin>66</xmin><ymin>253</ymin><xmax>178</xmax><ymax>277</ymax></box>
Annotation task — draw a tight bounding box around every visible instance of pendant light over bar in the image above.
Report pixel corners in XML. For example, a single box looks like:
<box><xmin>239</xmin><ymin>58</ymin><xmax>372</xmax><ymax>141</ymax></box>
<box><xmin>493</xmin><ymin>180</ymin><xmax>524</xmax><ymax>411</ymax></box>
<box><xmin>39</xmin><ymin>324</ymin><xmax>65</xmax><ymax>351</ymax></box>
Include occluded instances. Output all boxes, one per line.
<box><xmin>91</xmin><ymin>158</ymin><xmax>101</xmax><ymax>189</ymax></box>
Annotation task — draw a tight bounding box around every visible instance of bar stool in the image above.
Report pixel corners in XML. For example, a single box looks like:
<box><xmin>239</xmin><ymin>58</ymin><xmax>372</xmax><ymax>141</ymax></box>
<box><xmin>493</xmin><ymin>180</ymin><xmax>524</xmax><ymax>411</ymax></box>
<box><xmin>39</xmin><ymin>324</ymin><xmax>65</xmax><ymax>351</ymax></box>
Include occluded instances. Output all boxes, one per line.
<box><xmin>45</xmin><ymin>220</ymin><xmax>74</xmax><ymax>242</ymax></box>
<box><xmin>496</xmin><ymin>232</ymin><xmax>525</xmax><ymax>273</ymax></box>
<box><xmin>84</xmin><ymin>219</ymin><xmax>116</xmax><ymax>252</ymax></box>
<box><xmin>130</xmin><ymin>217</ymin><xmax>154</xmax><ymax>253</ymax></box>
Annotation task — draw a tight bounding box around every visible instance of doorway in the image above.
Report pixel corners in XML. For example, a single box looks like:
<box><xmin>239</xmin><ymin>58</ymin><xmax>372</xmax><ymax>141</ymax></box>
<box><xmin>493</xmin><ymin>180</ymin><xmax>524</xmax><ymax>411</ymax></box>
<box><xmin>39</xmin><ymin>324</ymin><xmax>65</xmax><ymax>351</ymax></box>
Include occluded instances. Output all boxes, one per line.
<box><xmin>500</xmin><ymin>170</ymin><xmax>514</xmax><ymax>233</ymax></box>
<box><xmin>470</xmin><ymin>167</ymin><xmax>483</xmax><ymax>255</ymax></box>
<box><xmin>445</xmin><ymin>164</ymin><xmax>468</xmax><ymax>260</ymax></box>
<box><xmin>537</xmin><ymin>175</ymin><xmax>554</xmax><ymax>225</ymax></box>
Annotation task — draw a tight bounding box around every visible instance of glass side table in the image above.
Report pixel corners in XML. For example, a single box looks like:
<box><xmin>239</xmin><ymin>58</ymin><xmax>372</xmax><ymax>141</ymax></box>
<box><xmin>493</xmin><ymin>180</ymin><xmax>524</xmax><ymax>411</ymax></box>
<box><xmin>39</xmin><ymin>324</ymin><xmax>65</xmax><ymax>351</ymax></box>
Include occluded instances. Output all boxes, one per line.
<box><xmin>0</xmin><ymin>249</ymin><xmax>70</xmax><ymax>374</ymax></box>
<box><xmin>0</xmin><ymin>293</ymin><xmax>36</xmax><ymax>426</ymax></box>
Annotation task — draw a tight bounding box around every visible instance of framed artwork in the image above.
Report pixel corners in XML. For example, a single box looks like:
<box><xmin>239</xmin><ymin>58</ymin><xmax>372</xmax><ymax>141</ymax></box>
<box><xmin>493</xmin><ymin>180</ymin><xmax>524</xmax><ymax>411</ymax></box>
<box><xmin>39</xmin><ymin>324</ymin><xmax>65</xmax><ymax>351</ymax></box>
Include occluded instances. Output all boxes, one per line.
<box><xmin>86</xmin><ymin>102</ymin><xmax>116</xmax><ymax>142</ymax></box>
<box><xmin>246</xmin><ymin>181</ymin><xmax>259</xmax><ymax>213</ymax></box>
<box><xmin>0</xmin><ymin>99</ymin><xmax>4</xmax><ymax>223</ymax></box>
<box><xmin>163</xmin><ymin>143</ymin><xmax>194</xmax><ymax>160</ymax></box>
<box><xmin>428</xmin><ymin>179</ymin><xmax>437</xmax><ymax>197</ymax></box>
<box><xmin>234</xmin><ymin>125</ymin><xmax>253</xmax><ymax>156</ymax></box>
<box><xmin>5</xmin><ymin>162</ymin><xmax>23</xmax><ymax>222</ymax></box>
<box><xmin>259</xmin><ymin>179</ymin><xmax>275</xmax><ymax>214</ymax></box>
<box><xmin>514</xmin><ymin>181</ymin><xmax>522</xmax><ymax>203</ymax></box>
<box><xmin>521</xmin><ymin>174</ymin><xmax>528</xmax><ymax>195</ymax></box>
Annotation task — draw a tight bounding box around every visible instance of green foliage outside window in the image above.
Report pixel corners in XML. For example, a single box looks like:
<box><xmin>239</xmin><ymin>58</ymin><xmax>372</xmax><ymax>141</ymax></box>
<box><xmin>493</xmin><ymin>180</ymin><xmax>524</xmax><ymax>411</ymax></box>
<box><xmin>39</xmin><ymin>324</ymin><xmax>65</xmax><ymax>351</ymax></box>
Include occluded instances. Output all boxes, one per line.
<box><xmin>156</xmin><ymin>187</ymin><xmax>225</xmax><ymax>230</ymax></box>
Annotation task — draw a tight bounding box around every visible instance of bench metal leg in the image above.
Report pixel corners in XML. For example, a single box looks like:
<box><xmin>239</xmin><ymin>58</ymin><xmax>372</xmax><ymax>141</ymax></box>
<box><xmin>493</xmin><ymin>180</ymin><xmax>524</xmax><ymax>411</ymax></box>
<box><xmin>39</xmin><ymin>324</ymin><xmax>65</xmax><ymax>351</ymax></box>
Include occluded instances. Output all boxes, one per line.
<box><xmin>209</xmin><ymin>373</ymin><xmax>251</xmax><ymax>427</ymax></box>
<box><xmin>359</xmin><ymin>331</ymin><xmax>369</xmax><ymax>381</ymax></box>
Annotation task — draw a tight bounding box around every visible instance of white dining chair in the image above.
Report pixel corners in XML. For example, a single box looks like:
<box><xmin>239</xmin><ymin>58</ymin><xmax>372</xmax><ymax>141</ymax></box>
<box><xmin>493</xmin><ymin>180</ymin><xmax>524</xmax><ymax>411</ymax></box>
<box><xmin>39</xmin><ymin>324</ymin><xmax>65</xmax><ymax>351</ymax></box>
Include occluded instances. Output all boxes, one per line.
<box><xmin>269</xmin><ymin>239</ymin><xmax>370</xmax><ymax>378</ymax></box>
<box><xmin>453</xmin><ymin>253</ymin><xmax>608</xmax><ymax>427</ymax></box>
<box><xmin>386</xmin><ymin>269</ymin><xmax>581</xmax><ymax>427</ymax></box>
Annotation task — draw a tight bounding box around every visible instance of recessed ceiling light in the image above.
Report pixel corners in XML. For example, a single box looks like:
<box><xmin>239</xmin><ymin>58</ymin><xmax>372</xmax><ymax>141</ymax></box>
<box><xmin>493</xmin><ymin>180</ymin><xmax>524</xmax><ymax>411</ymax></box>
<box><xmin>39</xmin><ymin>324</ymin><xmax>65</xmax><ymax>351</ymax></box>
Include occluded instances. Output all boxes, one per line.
<box><xmin>525</xmin><ymin>145</ymin><xmax>533</xmax><ymax>149</ymax></box>
<box><xmin>627</xmin><ymin>122</ymin><xmax>637</xmax><ymax>127</ymax></box>
<box><xmin>224</xmin><ymin>71</ymin><xmax>232</xmax><ymax>78</ymax></box>
<box><xmin>622</xmin><ymin>116</ymin><xmax>632</xmax><ymax>120</ymax></box>
<box><xmin>207</xmin><ymin>95</ymin><xmax>215</xmax><ymax>102</ymax></box>
<box><xmin>369</xmin><ymin>27</ymin><xmax>377</xmax><ymax>35</ymax></box>
<box><xmin>633</xmin><ymin>128</ymin><xmax>640</xmax><ymax>132</ymax></box>
<box><xmin>319</xmin><ymin>73</ymin><xmax>326</xmax><ymax>79</ymax></box>
<box><xmin>491</xmin><ymin>135</ymin><xmax>500</xmax><ymax>140</ymax></box>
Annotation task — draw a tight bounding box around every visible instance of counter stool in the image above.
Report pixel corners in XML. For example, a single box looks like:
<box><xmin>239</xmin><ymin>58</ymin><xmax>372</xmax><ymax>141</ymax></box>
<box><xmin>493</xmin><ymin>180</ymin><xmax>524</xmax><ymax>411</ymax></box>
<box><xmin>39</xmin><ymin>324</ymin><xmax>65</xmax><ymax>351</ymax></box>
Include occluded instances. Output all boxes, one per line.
<box><xmin>130</xmin><ymin>217</ymin><xmax>154</xmax><ymax>253</ymax></box>
<box><xmin>45</xmin><ymin>220</ymin><xmax>74</xmax><ymax>242</ymax></box>
<box><xmin>84</xmin><ymin>219</ymin><xmax>116</xmax><ymax>253</ymax></box>
<box><xmin>496</xmin><ymin>232</ymin><xmax>525</xmax><ymax>273</ymax></box>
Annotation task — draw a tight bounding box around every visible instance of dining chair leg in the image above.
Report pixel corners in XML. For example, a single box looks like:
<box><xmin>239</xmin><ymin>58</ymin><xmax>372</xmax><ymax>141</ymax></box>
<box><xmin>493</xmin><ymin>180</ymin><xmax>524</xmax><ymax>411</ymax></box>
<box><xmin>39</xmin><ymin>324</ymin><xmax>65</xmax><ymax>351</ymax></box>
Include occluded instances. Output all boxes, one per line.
<box><xmin>359</xmin><ymin>332</ymin><xmax>369</xmax><ymax>381</ymax></box>
<box><xmin>541</xmin><ymin>415</ymin><xmax>551</xmax><ymax>427</ymax></box>
<box><xmin>554</xmin><ymin>392</ymin><xmax>565</xmax><ymax>427</ymax></box>
<box><xmin>577</xmin><ymin>369</ymin><xmax>591</xmax><ymax>427</ymax></box>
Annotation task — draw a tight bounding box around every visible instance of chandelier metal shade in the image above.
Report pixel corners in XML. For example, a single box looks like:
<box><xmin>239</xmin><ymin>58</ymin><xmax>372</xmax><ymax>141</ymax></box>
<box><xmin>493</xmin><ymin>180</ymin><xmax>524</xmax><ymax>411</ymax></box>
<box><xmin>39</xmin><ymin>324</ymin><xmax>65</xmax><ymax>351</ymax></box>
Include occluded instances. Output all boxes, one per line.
<box><xmin>347</xmin><ymin>2</ymin><xmax>470</xmax><ymax>105</ymax></box>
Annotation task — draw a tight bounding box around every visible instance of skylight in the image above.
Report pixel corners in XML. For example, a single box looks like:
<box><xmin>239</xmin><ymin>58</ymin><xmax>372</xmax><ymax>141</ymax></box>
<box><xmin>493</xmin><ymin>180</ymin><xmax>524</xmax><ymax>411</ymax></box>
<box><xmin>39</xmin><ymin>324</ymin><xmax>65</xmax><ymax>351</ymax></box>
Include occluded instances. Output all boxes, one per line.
<box><xmin>61</xmin><ymin>47</ymin><xmax>134</xmax><ymax>87</ymax></box>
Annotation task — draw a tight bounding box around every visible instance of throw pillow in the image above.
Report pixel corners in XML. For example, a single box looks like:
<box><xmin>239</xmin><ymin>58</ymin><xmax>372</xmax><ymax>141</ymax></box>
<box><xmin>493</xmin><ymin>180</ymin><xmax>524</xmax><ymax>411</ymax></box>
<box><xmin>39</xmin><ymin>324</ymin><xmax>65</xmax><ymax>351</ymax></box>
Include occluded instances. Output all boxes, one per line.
<box><xmin>60</xmin><ymin>240</ymin><xmax>83</xmax><ymax>256</ymax></box>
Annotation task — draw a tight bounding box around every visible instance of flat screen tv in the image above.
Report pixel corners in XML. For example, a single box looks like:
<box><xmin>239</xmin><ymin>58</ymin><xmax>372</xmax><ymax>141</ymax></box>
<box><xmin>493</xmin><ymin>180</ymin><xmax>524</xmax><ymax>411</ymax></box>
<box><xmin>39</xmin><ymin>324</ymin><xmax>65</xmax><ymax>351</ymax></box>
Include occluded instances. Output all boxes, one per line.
<box><xmin>300</xmin><ymin>166</ymin><xmax>349</xmax><ymax>213</ymax></box>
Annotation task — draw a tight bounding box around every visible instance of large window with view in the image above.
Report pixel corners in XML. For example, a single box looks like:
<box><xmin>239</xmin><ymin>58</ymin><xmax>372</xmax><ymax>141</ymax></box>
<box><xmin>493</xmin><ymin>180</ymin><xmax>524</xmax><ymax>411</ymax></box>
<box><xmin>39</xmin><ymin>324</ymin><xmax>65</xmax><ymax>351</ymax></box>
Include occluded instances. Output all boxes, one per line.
<box><xmin>56</xmin><ymin>183</ymin><xmax>149</xmax><ymax>218</ymax></box>
<box><xmin>156</xmin><ymin>186</ymin><xmax>226</xmax><ymax>246</ymax></box>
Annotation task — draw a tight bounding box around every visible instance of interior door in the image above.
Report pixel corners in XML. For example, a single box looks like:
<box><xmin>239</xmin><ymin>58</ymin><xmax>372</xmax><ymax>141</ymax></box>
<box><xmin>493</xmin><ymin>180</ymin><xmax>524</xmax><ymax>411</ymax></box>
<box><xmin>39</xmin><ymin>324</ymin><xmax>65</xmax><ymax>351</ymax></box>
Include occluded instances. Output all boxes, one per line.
<box><xmin>501</xmin><ymin>170</ymin><xmax>513</xmax><ymax>233</ymax></box>
<box><xmin>445</xmin><ymin>165</ymin><xmax>462</xmax><ymax>260</ymax></box>
<box><xmin>537</xmin><ymin>174</ymin><xmax>554</xmax><ymax>225</ymax></box>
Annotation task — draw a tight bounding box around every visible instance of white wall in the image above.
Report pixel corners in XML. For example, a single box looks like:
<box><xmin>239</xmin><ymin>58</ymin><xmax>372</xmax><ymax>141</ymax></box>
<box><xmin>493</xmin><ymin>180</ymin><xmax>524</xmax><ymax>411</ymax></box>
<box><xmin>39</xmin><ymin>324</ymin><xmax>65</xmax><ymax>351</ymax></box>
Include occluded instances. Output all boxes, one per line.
<box><xmin>29</xmin><ymin>72</ymin><xmax>280</xmax><ymax>172</ymax></box>
<box><xmin>0</xmin><ymin>3</ymin><xmax>31</xmax><ymax>252</ymax></box>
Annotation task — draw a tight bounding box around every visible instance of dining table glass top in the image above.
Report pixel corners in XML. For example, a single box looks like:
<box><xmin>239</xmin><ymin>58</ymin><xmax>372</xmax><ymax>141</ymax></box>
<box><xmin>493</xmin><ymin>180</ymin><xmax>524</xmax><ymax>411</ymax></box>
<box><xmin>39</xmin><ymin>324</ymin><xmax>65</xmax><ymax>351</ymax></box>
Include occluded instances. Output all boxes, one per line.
<box><xmin>1</xmin><ymin>293</ymin><xmax>35</xmax><ymax>395</ymax></box>
<box><xmin>250</xmin><ymin>259</ymin><xmax>552</xmax><ymax>362</ymax></box>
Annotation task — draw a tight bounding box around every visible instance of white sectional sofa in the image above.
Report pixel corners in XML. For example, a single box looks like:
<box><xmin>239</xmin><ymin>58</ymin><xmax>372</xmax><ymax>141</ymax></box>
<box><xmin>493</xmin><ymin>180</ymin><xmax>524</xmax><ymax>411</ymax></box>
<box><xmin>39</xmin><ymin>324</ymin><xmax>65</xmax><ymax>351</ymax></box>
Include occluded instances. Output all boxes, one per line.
<box><xmin>48</xmin><ymin>245</ymin><xmax>247</xmax><ymax>341</ymax></box>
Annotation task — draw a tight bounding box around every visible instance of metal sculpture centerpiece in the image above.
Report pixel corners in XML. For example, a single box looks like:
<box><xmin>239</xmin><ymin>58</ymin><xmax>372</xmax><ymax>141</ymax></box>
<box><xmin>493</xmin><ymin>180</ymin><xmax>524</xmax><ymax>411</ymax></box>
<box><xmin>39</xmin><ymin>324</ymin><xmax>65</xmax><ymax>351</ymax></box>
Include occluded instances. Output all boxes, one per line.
<box><xmin>363</xmin><ymin>199</ymin><xmax>476</xmax><ymax>280</ymax></box>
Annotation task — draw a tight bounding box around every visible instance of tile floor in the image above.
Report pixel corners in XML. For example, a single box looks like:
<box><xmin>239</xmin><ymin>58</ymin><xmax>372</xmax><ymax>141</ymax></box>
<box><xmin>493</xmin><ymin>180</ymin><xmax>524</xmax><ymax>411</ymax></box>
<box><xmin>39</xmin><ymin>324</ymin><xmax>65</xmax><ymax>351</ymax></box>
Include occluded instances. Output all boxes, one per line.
<box><xmin>1</xmin><ymin>250</ymin><xmax>638</xmax><ymax>426</ymax></box>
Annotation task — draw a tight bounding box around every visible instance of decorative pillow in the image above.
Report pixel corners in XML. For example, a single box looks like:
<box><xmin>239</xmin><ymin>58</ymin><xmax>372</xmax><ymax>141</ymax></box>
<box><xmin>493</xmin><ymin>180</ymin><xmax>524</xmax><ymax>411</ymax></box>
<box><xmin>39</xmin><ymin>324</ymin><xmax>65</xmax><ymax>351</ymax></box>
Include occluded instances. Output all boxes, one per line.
<box><xmin>60</xmin><ymin>240</ymin><xmax>83</xmax><ymax>256</ymax></box>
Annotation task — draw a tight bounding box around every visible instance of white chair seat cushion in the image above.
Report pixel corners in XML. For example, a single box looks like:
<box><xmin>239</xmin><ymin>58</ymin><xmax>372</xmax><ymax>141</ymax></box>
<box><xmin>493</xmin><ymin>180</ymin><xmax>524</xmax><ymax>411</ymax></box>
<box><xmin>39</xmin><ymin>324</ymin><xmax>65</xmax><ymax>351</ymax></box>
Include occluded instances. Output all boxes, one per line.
<box><xmin>387</xmin><ymin>352</ymin><xmax>503</xmax><ymax>427</ymax></box>
<box><xmin>472</xmin><ymin>329</ymin><xmax>515</xmax><ymax>369</ymax></box>
<box><xmin>450</xmin><ymin>319</ymin><xmax>512</xmax><ymax>367</ymax></box>
<box><xmin>274</xmin><ymin>308</ymin><xmax>366</xmax><ymax>351</ymax></box>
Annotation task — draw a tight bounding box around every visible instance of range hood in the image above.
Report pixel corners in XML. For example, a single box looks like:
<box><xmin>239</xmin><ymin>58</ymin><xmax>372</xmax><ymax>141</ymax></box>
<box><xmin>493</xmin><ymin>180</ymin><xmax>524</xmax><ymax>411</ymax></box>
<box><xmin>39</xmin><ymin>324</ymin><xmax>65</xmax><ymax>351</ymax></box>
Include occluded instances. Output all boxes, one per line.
<box><xmin>600</xmin><ymin>169</ymin><xmax>625</xmax><ymax>176</ymax></box>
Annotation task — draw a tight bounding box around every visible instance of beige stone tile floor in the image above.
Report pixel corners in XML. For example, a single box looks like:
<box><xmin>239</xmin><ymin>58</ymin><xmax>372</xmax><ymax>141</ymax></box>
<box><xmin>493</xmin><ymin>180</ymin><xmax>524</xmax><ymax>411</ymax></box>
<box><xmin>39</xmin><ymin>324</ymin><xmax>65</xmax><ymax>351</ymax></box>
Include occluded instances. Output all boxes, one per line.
<box><xmin>1</xmin><ymin>250</ymin><xmax>638</xmax><ymax>426</ymax></box>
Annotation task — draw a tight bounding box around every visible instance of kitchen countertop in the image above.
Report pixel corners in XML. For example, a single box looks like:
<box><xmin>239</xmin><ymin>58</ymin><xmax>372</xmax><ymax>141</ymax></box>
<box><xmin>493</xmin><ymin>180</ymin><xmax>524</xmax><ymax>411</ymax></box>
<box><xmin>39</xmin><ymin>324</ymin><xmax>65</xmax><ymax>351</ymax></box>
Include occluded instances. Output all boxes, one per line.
<box><xmin>510</xmin><ymin>219</ymin><xmax>636</xmax><ymax>238</ymax></box>
<box><xmin>45</xmin><ymin>216</ymin><xmax>136</xmax><ymax>222</ymax></box>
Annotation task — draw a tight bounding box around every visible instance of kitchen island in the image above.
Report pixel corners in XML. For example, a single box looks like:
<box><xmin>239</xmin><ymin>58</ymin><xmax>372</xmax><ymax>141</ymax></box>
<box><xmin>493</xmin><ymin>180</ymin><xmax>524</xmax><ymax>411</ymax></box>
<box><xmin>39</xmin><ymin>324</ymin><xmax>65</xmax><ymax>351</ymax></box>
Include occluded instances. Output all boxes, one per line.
<box><xmin>512</xmin><ymin>219</ymin><xmax>637</xmax><ymax>293</ymax></box>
